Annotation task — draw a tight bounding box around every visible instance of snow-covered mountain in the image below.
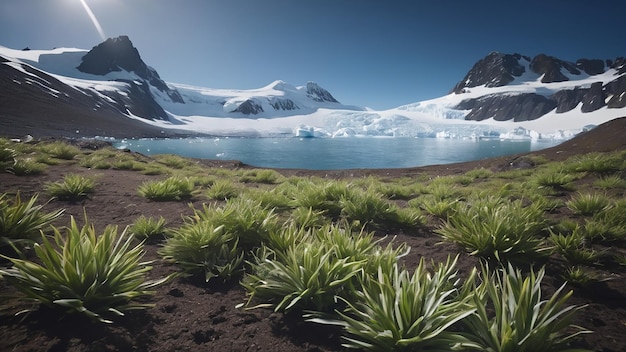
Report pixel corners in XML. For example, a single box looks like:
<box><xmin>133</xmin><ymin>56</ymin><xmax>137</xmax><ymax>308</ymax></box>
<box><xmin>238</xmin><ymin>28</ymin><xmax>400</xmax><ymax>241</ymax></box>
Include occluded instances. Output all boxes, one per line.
<box><xmin>1</xmin><ymin>36</ymin><xmax>624</xmax><ymax>140</ymax></box>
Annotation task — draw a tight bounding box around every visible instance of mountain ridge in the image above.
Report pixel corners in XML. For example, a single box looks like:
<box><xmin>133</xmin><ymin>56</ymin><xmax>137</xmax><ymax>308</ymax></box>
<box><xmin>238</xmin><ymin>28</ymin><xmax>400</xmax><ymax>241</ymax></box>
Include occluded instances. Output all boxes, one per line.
<box><xmin>0</xmin><ymin>36</ymin><xmax>624</xmax><ymax>139</ymax></box>
<box><xmin>450</xmin><ymin>51</ymin><xmax>626</xmax><ymax>121</ymax></box>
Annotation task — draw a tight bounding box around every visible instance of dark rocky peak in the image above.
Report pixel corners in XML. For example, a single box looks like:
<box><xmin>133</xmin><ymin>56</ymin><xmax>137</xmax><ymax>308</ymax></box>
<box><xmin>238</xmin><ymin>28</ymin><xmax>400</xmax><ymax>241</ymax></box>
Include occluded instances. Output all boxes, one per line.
<box><xmin>529</xmin><ymin>54</ymin><xmax>580</xmax><ymax>83</ymax></box>
<box><xmin>305</xmin><ymin>81</ymin><xmax>339</xmax><ymax>103</ymax></box>
<box><xmin>607</xmin><ymin>57</ymin><xmax>626</xmax><ymax>74</ymax></box>
<box><xmin>576</xmin><ymin>58</ymin><xmax>605</xmax><ymax>75</ymax></box>
<box><xmin>231</xmin><ymin>99</ymin><xmax>264</xmax><ymax>115</ymax></box>
<box><xmin>77</xmin><ymin>36</ymin><xmax>184</xmax><ymax>103</ymax></box>
<box><xmin>452</xmin><ymin>52</ymin><xmax>529</xmax><ymax>94</ymax></box>
<box><xmin>77</xmin><ymin>36</ymin><xmax>148</xmax><ymax>76</ymax></box>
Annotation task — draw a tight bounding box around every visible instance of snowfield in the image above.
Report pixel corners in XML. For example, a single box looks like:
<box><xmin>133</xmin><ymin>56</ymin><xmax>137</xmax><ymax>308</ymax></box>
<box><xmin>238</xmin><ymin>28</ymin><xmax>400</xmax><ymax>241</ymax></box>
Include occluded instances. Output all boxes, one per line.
<box><xmin>1</xmin><ymin>44</ymin><xmax>624</xmax><ymax>140</ymax></box>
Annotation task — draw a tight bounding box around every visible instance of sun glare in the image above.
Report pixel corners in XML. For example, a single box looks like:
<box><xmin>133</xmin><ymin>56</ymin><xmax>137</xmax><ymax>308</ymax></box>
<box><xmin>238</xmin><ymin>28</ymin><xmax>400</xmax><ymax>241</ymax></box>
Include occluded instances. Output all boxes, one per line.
<box><xmin>78</xmin><ymin>0</ymin><xmax>106</xmax><ymax>41</ymax></box>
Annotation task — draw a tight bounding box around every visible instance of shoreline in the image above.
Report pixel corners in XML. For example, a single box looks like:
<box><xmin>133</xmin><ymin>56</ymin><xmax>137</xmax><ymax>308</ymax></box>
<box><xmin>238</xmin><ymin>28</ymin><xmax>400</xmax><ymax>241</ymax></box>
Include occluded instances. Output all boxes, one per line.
<box><xmin>2</xmin><ymin>116</ymin><xmax>624</xmax><ymax>177</ymax></box>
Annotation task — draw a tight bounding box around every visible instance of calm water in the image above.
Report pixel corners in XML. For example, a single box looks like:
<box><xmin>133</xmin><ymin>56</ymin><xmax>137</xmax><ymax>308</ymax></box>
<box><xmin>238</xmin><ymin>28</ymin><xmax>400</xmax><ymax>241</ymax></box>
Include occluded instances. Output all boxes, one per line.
<box><xmin>113</xmin><ymin>137</ymin><xmax>562</xmax><ymax>170</ymax></box>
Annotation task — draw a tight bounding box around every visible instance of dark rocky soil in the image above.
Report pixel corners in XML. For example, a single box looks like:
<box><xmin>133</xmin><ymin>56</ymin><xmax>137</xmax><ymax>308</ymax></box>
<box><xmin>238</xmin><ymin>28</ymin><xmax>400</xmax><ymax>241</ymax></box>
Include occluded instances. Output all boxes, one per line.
<box><xmin>0</xmin><ymin>117</ymin><xmax>625</xmax><ymax>352</ymax></box>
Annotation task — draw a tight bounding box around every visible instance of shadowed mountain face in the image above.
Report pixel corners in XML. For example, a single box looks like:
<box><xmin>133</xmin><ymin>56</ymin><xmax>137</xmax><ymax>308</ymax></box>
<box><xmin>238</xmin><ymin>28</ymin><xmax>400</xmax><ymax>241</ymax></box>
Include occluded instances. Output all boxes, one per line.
<box><xmin>0</xmin><ymin>36</ymin><xmax>195</xmax><ymax>138</ymax></box>
<box><xmin>78</xmin><ymin>35</ymin><xmax>184</xmax><ymax>104</ymax></box>
<box><xmin>78</xmin><ymin>36</ymin><xmax>148</xmax><ymax>76</ymax></box>
<box><xmin>451</xmin><ymin>52</ymin><xmax>626</xmax><ymax>121</ymax></box>
<box><xmin>451</xmin><ymin>52</ymin><xmax>529</xmax><ymax>93</ymax></box>
<box><xmin>0</xmin><ymin>58</ymin><xmax>176</xmax><ymax>138</ymax></box>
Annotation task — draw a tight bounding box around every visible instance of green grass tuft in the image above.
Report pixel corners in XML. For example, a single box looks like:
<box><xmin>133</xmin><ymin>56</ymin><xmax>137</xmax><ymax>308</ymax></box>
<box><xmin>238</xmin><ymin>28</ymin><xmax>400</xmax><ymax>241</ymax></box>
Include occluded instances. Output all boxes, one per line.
<box><xmin>0</xmin><ymin>192</ymin><xmax>64</xmax><ymax>248</ymax></box>
<box><xmin>45</xmin><ymin>174</ymin><xmax>95</xmax><ymax>201</ymax></box>
<box><xmin>0</xmin><ymin>216</ymin><xmax>169</xmax><ymax>323</ymax></box>
<box><xmin>138</xmin><ymin>176</ymin><xmax>194</xmax><ymax>201</ymax></box>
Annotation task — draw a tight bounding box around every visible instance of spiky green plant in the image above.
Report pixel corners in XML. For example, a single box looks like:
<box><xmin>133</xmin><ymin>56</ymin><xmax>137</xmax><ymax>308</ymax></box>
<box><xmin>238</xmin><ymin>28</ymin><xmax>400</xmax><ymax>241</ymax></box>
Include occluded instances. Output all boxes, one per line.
<box><xmin>568</xmin><ymin>153</ymin><xmax>622</xmax><ymax>175</ymax></box>
<box><xmin>129</xmin><ymin>215</ymin><xmax>168</xmax><ymax>241</ymax></box>
<box><xmin>6</xmin><ymin>159</ymin><xmax>47</xmax><ymax>175</ymax></box>
<box><xmin>41</xmin><ymin>141</ymin><xmax>81</xmax><ymax>160</ymax></box>
<box><xmin>189</xmin><ymin>198</ymin><xmax>279</xmax><ymax>251</ymax></box>
<box><xmin>0</xmin><ymin>192</ymin><xmax>64</xmax><ymax>248</ymax></box>
<box><xmin>566</xmin><ymin>192</ymin><xmax>612</xmax><ymax>216</ymax></box>
<box><xmin>242</xmin><ymin>187</ymin><xmax>291</xmax><ymax>210</ymax></box>
<box><xmin>426</xmin><ymin>181</ymin><xmax>462</xmax><ymax>200</ymax></box>
<box><xmin>549</xmin><ymin>229</ymin><xmax>601</xmax><ymax>265</ymax></box>
<box><xmin>314</xmin><ymin>256</ymin><xmax>476</xmax><ymax>351</ymax></box>
<box><xmin>587</xmin><ymin>203</ymin><xmax>626</xmax><ymax>241</ymax></box>
<box><xmin>79</xmin><ymin>154</ymin><xmax>112</xmax><ymax>169</ymax></box>
<box><xmin>0</xmin><ymin>217</ymin><xmax>168</xmax><ymax>323</ymax></box>
<box><xmin>465</xmin><ymin>168</ymin><xmax>494</xmax><ymax>179</ymax></box>
<box><xmin>160</xmin><ymin>222</ymin><xmax>244</xmax><ymax>282</ymax></box>
<box><xmin>416</xmin><ymin>196</ymin><xmax>459</xmax><ymax>219</ymax></box>
<box><xmin>437</xmin><ymin>196</ymin><xmax>548</xmax><ymax>263</ymax></box>
<box><xmin>579</xmin><ymin>218</ymin><xmax>626</xmax><ymax>243</ymax></box>
<box><xmin>291</xmin><ymin>180</ymin><xmax>353</xmax><ymax>218</ymax></box>
<box><xmin>0</xmin><ymin>147</ymin><xmax>16</xmax><ymax>160</ymax></box>
<box><xmin>312</xmin><ymin>223</ymin><xmax>409</xmax><ymax>277</ymax></box>
<box><xmin>45</xmin><ymin>173</ymin><xmax>95</xmax><ymax>200</ymax></box>
<box><xmin>263</xmin><ymin>223</ymin><xmax>311</xmax><ymax>256</ymax></box>
<box><xmin>533</xmin><ymin>170</ymin><xmax>576</xmax><ymax>193</ymax></box>
<box><xmin>35</xmin><ymin>154</ymin><xmax>61</xmax><ymax>166</ymax></box>
<box><xmin>339</xmin><ymin>189</ymin><xmax>397</xmax><ymax>226</ymax></box>
<box><xmin>240</xmin><ymin>169</ymin><xmax>282</xmax><ymax>184</ymax></box>
<box><xmin>530</xmin><ymin>194</ymin><xmax>565</xmax><ymax>212</ymax></box>
<box><xmin>289</xmin><ymin>207</ymin><xmax>329</xmax><ymax>229</ymax></box>
<box><xmin>138</xmin><ymin>176</ymin><xmax>194</xmax><ymax>201</ymax></box>
<box><xmin>0</xmin><ymin>146</ymin><xmax>16</xmax><ymax>164</ymax></box>
<box><xmin>593</xmin><ymin>175</ymin><xmax>626</xmax><ymax>189</ymax></box>
<box><xmin>242</xmin><ymin>241</ymin><xmax>365</xmax><ymax>314</ymax></box>
<box><xmin>140</xmin><ymin>164</ymin><xmax>168</xmax><ymax>175</ymax></box>
<box><xmin>112</xmin><ymin>158</ymin><xmax>143</xmax><ymax>171</ymax></box>
<box><xmin>313</xmin><ymin>224</ymin><xmax>378</xmax><ymax>261</ymax></box>
<box><xmin>561</xmin><ymin>266</ymin><xmax>597</xmax><ymax>287</ymax></box>
<box><xmin>154</xmin><ymin>154</ymin><xmax>190</xmax><ymax>169</ymax></box>
<box><xmin>206</xmin><ymin>179</ymin><xmax>239</xmax><ymax>200</ymax></box>
<box><xmin>459</xmin><ymin>264</ymin><xmax>590</xmax><ymax>352</ymax></box>
<box><xmin>377</xmin><ymin>182</ymin><xmax>421</xmax><ymax>200</ymax></box>
<box><xmin>393</xmin><ymin>207</ymin><xmax>426</xmax><ymax>228</ymax></box>
<box><xmin>190</xmin><ymin>175</ymin><xmax>216</xmax><ymax>188</ymax></box>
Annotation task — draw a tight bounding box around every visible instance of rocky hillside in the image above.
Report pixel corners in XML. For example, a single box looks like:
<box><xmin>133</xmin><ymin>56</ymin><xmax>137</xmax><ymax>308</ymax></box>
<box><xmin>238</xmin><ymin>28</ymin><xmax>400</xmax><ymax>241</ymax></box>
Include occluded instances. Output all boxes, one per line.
<box><xmin>451</xmin><ymin>52</ymin><xmax>626</xmax><ymax>122</ymax></box>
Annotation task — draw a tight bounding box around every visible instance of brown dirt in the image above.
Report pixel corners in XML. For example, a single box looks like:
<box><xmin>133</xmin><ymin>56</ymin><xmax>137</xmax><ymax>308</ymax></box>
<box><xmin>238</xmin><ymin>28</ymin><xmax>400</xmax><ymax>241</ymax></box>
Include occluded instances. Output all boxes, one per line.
<box><xmin>0</xmin><ymin>117</ymin><xmax>625</xmax><ymax>352</ymax></box>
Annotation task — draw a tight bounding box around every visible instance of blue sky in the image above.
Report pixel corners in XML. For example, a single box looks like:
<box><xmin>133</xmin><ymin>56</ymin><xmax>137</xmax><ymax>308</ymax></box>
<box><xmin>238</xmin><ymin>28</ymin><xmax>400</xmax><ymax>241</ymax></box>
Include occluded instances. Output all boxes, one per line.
<box><xmin>1</xmin><ymin>0</ymin><xmax>624</xmax><ymax>109</ymax></box>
